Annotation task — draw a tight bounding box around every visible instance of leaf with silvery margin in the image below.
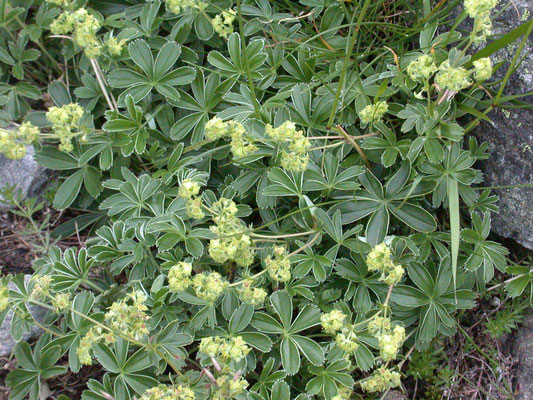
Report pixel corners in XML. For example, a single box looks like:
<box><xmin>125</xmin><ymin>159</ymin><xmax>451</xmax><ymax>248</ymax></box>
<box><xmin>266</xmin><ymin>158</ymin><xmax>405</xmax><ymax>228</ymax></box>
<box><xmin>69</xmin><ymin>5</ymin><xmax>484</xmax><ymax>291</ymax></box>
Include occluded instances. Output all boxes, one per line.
<box><xmin>109</xmin><ymin>40</ymin><xmax>195</xmax><ymax>104</ymax></box>
<box><xmin>392</xmin><ymin>258</ymin><xmax>477</xmax><ymax>345</ymax></box>
<box><xmin>306</xmin><ymin>359</ymin><xmax>354</xmax><ymax>398</ymax></box>
<box><xmin>334</xmin><ymin>163</ymin><xmax>436</xmax><ymax>245</ymax></box>
<box><xmin>264</xmin><ymin>168</ymin><xmax>304</xmax><ymax>197</ymax></box>
<box><xmin>461</xmin><ymin>212</ymin><xmax>508</xmax><ymax>282</ymax></box>
<box><xmin>249</xmin><ymin>357</ymin><xmax>288</xmax><ymax>398</ymax></box>
<box><xmin>93</xmin><ymin>339</ymin><xmax>159</xmax><ymax>397</ymax></box>
<box><xmin>208</xmin><ymin>33</ymin><xmax>267</xmax><ymax>79</ymax></box>
<box><xmin>251</xmin><ymin>291</ymin><xmax>323</xmax><ymax>375</ymax></box>
<box><xmin>6</xmin><ymin>336</ymin><xmax>67</xmax><ymax>400</ymax></box>
<box><xmin>504</xmin><ymin>265</ymin><xmax>533</xmax><ymax>305</ymax></box>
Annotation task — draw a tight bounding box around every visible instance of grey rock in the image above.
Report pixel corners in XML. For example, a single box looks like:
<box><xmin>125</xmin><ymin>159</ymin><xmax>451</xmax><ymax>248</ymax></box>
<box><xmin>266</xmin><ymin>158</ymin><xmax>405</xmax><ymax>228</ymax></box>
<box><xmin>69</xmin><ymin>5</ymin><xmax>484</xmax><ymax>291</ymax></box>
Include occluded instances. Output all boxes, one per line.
<box><xmin>0</xmin><ymin>143</ymin><xmax>49</xmax><ymax>211</ymax></box>
<box><xmin>0</xmin><ymin>275</ymin><xmax>46</xmax><ymax>357</ymax></box>
<box><xmin>467</xmin><ymin>0</ymin><xmax>533</xmax><ymax>249</ymax></box>
<box><xmin>513</xmin><ymin>313</ymin><xmax>533</xmax><ymax>399</ymax></box>
<box><xmin>384</xmin><ymin>390</ymin><xmax>407</xmax><ymax>400</ymax></box>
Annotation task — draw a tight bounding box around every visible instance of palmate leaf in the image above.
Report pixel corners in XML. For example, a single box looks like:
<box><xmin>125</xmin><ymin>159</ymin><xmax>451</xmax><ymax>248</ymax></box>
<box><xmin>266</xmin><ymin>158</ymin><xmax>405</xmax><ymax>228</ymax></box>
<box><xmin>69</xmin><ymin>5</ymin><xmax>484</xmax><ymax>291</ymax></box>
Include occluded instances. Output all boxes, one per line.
<box><xmin>335</xmin><ymin>163</ymin><xmax>436</xmax><ymax>245</ymax></box>
<box><xmin>6</xmin><ymin>336</ymin><xmax>67</xmax><ymax>400</ymax></box>
<box><xmin>392</xmin><ymin>259</ymin><xmax>477</xmax><ymax>346</ymax></box>
<box><xmin>461</xmin><ymin>213</ymin><xmax>508</xmax><ymax>282</ymax></box>
<box><xmin>108</xmin><ymin>40</ymin><xmax>195</xmax><ymax>103</ymax></box>
<box><xmin>93</xmin><ymin>339</ymin><xmax>159</xmax><ymax>399</ymax></box>
<box><xmin>251</xmin><ymin>291</ymin><xmax>323</xmax><ymax>375</ymax></box>
<box><xmin>307</xmin><ymin>359</ymin><xmax>354</xmax><ymax>398</ymax></box>
<box><xmin>52</xmin><ymin>248</ymin><xmax>95</xmax><ymax>291</ymax></box>
<box><xmin>207</xmin><ymin>33</ymin><xmax>267</xmax><ymax>79</ymax></box>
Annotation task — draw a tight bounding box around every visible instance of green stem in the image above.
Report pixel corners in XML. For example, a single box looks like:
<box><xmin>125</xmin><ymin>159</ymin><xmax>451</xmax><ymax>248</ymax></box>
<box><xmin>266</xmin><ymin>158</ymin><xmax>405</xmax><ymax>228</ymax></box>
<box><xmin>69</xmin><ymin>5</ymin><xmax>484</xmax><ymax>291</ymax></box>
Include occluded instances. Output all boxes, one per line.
<box><xmin>235</xmin><ymin>0</ymin><xmax>262</xmax><ymax>119</ymax></box>
<box><xmin>326</xmin><ymin>0</ymin><xmax>373</xmax><ymax>129</ymax></box>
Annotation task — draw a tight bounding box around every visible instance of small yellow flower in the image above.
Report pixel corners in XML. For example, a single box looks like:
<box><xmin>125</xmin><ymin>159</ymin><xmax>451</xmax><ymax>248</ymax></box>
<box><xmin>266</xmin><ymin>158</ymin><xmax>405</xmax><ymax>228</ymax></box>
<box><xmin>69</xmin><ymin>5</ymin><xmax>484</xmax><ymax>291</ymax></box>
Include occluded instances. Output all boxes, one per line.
<box><xmin>106</xmin><ymin>37</ymin><xmax>126</xmax><ymax>56</ymax></box>
<box><xmin>464</xmin><ymin>0</ymin><xmax>498</xmax><ymax>19</ymax></box>
<box><xmin>407</xmin><ymin>55</ymin><xmax>437</xmax><ymax>82</ymax></box>
<box><xmin>473</xmin><ymin>57</ymin><xmax>493</xmax><ymax>81</ymax></box>
<box><xmin>335</xmin><ymin>326</ymin><xmax>359</xmax><ymax>353</ymax></box>
<box><xmin>179</xmin><ymin>179</ymin><xmax>201</xmax><ymax>199</ymax></box>
<box><xmin>0</xmin><ymin>285</ymin><xmax>9</xmax><ymax>312</ymax></box>
<box><xmin>192</xmin><ymin>272</ymin><xmax>226</xmax><ymax>302</ymax></box>
<box><xmin>360</xmin><ymin>101</ymin><xmax>388</xmax><ymax>125</ymax></box>
<box><xmin>52</xmin><ymin>292</ymin><xmax>71</xmax><ymax>312</ymax></box>
<box><xmin>168</xmin><ymin>262</ymin><xmax>193</xmax><ymax>292</ymax></box>
<box><xmin>212</xmin><ymin>9</ymin><xmax>236</xmax><ymax>39</ymax></box>
<box><xmin>265</xmin><ymin>246</ymin><xmax>291</xmax><ymax>282</ymax></box>
<box><xmin>186</xmin><ymin>197</ymin><xmax>205</xmax><ymax>219</ymax></box>
<box><xmin>435</xmin><ymin>61</ymin><xmax>471</xmax><ymax>92</ymax></box>
<box><xmin>238</xmin><ymin>279</ymin><xmax>267</xmax><ymax>306</ymax></box>
<box><xmin>321</xmin><ymin>310</ymin><xmax>347</xmax><ymax>334</ymax></box>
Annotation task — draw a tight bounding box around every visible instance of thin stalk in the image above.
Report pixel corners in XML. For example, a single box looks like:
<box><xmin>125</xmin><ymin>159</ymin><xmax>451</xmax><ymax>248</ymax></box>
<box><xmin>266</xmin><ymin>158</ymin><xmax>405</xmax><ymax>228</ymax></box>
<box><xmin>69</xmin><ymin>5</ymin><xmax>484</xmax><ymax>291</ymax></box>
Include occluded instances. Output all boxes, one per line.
<box><xmin>235</xmin><ymin>0</ymin><xmax>262</xmax><ymax>119</ymax></box>
<box><xmin>326</xmin><ymin>0</ymin><xmax>373</xmax><ymax>129</ymax></box>
<box><xmin>90</xmin><ymin>58</ymin><xmax>115</xmax><ymax>111</ymax></box>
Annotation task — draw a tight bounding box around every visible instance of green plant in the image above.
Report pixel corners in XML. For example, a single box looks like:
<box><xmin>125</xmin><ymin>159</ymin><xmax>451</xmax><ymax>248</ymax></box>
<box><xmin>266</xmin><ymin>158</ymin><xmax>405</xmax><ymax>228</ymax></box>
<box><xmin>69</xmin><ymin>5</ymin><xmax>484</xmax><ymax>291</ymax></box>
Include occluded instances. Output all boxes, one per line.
<box><xmin>0</xmin><ymin>185</ymin><xmax>57</xmax><ymax>255</ymax></box>
<box><xmin>0</xmin><ymin>0</ymin><xmax>532</xmax><ymax>399</ymax></box>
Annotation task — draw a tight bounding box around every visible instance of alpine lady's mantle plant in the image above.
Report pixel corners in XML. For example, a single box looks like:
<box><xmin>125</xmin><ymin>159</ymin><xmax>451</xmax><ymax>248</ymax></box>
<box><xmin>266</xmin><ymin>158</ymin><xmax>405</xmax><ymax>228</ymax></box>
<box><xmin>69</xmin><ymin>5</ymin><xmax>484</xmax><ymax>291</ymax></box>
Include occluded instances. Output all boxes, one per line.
<box><xmin>0</xmin><ymin>0</ymin><xmax>530</xmax><ymax>399</ymax></box>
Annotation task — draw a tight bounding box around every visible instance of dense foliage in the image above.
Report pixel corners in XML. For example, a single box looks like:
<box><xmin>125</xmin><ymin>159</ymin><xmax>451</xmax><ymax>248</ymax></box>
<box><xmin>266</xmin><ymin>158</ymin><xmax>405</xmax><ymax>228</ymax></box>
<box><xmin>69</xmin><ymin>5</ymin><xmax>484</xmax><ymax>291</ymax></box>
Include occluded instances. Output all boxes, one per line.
<box><xmin>0</xmin><ymin>0</ymin><xmax>531</xmax><ymax>399</ymax></box>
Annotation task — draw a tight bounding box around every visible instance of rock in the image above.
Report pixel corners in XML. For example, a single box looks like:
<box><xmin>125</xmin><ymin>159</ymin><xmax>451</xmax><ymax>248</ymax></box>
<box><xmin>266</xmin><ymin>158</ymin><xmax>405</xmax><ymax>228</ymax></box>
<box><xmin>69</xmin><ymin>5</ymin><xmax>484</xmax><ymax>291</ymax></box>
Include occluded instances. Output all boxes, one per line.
<box><xmin>468</xmin><ymin>0</ymin><xmax>533</xmax><ymax>249</ymax></box>
<box><xmin>0</xmin><ymin>275</ymin><xmax>46</xmax><ymax>357</ymax></box>
<box><xmin>384</xmin><ymin>390</ymin><xmax>407</xmax><ymax>400</ymax></box>
<box><xmin>0</xmin><ymin>144</ymin><xmax>49</xmax><ymax>211</ymax></box>
<box><xmin>513</xmin><ymin>313</ymin><xmax>533</xmax><ymax>399</ymax></box>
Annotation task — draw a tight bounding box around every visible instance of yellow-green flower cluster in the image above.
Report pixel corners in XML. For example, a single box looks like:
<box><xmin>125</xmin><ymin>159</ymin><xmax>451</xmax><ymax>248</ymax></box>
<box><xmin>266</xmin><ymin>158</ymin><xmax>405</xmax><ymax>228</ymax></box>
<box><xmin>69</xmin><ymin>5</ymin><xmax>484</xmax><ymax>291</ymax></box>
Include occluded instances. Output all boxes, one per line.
<box><xmin>464</xmin><ymin>0</ymin><xmax>498</xmax><ymax>17</ymax></box>
<box><xmin>168</xmin><ymin>262</ymin><xmax>193</xmax><ymax>293</ymax></box>
<box><xmin>179</xmin><ymin>179</ymin><xmax>205</xmax><ymax>219</ymax></box>
<box><xmin>377</xmin><ymin>325</ymin><xmax>406</xmax><ymax>361</ymax></box>
<box><xmin>465</xmin><ymin>0</ymin><xmax>498</xmax><ymax>43</ymax></box>
<box><xmin>179</xmin><ymin>179</ymin><xmax>201</xmax><ymax>199</ymax></box>
<box><xmin>366</xmin><ymin>243</ymin><xmax>405</xmax><ymax>286</ymax></box>
<box><xmin>265</xmin><ymin>246</ymin><xmax>291</xmax><ymax>282</ymax></box>
<box><xmin>369</xmin><ymin>315</ymin><xmax>406</xmax><ymax>361</ymax></box>
<box><xmin>30</xmin><ymin>275</ymin><xmax>52</xmax><ymax>300</ymax></box>
<box><xmin>360</xmin><ymin>367</ymin><xmax>402</xmax><ymax>393</ymax></box>
<box><xmin>359</xmin><ymin>101</ymin><xmax>388</xmax><ymax>125</ymax></box>
<box><xmin>208</xmin><ymin>198</ymin><xmax>255</xmax><ymax>267</ymax></box>
<box><xmin>186</xmin><ymin>197</ymin><xmax>205</xmax><ymax>219</ymax></box>
<box><xmin>320</xmin><ymin>309</ymin><xmax>347</xmax><ymax>334</ymax></box>
<box><xmin>473</xmin><ymin>57</ymin><xmax>493</xmax><ymax>81</ymax></box>
<box><xmin>212</xmin><ymin>9</ymin><xmax>236</xmax><ymax>39</ymax></box>
<box><xmin>237</xmin><ymin>279</ymin><xmax>267</xmax><ymax>306</ymax></box>
<box><xmin>46</xmin><ymin>103</ymin><xmax>85</xmax><ymax>152</ymax></box>
<box><xmin>321</xmin><ymin>309</ymin><xmax>361</xmax><ymax>353</ymax></box>
<box><xmin>0</xmin><ymin>284</ymin><xmax>8</xmax><ymax>312</ymax></box>
<box><xmin>104</xmin><ymin>290</ymin><xmax>149</xmax><ymax>340</ymax></box>
<box><xmin>192</xmin><ymin>272</ymin><xmax>226</xmax><ymax>302</ymax></box>
<box><xmin>204</xmin><ymin>117</ymin><xmax>257</xmax><ymax>158</ymax></box>
<box><xmin>212</xmin><ymin>376</ymin><xmax>248</xmax><ymax>400</ymax></box>
<box><xmin>140</xmin><ymin>384</ymin><xmax>196</xmax><ymax>400</ymax></box>
<box><xmin>164</xmin><ymin>0</ymin><xmax>204</xmax><ymax>15</ymax></box>
<box><xmin>50</xmin><ymin>8</ymin><xmax>101</xmax><ymax>58</ymax></box>
<box><xmin>77</xmin><ymin>325</ymin><xmax>116</xmax><ymax>365</ymax></box>
<box><xmin>51</xmin><ymin>292</ymin><xmax>71</xmax><ymax>312</ymax></box>
<box><xmin>335</xmin><ymin>325</ymin><xmax>360</xmax><ymax>353</ymax></box>
<box><xmin>106</xmin><ymin>37</ymin><xmax>127</xmax><ymax>57</ymax></box>
<box><xmin>199</xmin><ymin>336</ymin><xmax>251</xmax><ymax>365</ymax></box>
<box><xmin>332</xmin><ymin>386</ymin><xmax>353</xmax><ymax>400</ymax></box>
<box><xmin>435</xmin><ymin>61</ymin><xmax>471</xmax><ymax>92</ymax></box>
<box><xmin>406</xmin><ymin>55</ymin><xmax>437</xmax><ymax>82</ymax></box>
<box><xmin>0</xmin><ymin>123</ymin><xmax>39</xmax><ymax>160</ymax></box>
<box><xmin>266</xmin><ymin>121</ymin><xmax>310</xmax><ymax>172</ymax></box>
